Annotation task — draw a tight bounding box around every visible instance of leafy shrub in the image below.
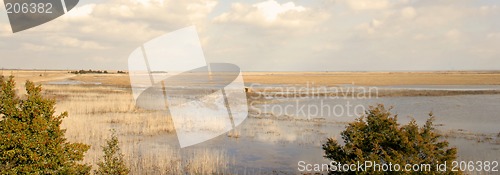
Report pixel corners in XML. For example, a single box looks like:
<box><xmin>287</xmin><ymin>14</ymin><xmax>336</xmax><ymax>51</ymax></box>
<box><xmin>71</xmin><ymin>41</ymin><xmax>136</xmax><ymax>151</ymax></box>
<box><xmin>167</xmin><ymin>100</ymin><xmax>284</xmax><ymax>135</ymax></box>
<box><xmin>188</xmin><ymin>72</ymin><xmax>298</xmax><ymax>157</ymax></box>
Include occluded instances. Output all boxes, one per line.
<box><xmin>95</xmin><ymin>130</ymin><xmax>129</xmax><ymax>175</ymax></box>
<box><xmin>323</xmin><ymin>104</ymin><xmax>460</xmax><ymax>175</ymax></box>
<box><xmin>0</xmin><ymin>76</ymin><xmax>91</xmax><ymax>174</ymax></box>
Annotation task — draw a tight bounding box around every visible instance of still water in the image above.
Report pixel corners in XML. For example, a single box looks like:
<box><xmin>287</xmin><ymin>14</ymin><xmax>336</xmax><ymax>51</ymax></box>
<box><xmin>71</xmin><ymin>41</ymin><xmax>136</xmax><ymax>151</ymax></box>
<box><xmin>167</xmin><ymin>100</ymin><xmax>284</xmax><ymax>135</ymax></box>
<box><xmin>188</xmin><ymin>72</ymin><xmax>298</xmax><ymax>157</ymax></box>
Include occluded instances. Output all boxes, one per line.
<box><xmin>151</xmin><ymin>93</ymin><xmax>500</xmax><ymax>173</ymax></box>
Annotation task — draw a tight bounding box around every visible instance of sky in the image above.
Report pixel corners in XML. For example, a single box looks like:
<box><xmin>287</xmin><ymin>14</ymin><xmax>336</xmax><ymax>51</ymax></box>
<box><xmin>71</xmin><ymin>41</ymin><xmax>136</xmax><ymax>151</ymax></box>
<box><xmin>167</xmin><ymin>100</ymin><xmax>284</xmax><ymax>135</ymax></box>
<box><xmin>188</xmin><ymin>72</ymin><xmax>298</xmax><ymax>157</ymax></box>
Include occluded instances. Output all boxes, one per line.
<box><xmin>0</xmin><ymin>0</ymin><xmax>499</xmax><ymax>71</ymax></box>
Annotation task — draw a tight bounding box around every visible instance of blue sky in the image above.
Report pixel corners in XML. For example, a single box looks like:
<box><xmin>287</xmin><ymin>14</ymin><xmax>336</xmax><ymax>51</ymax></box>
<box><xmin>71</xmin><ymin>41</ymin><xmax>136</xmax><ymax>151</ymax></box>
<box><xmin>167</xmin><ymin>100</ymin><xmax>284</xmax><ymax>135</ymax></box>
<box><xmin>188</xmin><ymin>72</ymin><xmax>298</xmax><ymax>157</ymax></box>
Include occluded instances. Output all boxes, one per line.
<box><xmin>0</xmin><ymin>0</ymin><xmax>499</xmax><ymax>71</ymax></box>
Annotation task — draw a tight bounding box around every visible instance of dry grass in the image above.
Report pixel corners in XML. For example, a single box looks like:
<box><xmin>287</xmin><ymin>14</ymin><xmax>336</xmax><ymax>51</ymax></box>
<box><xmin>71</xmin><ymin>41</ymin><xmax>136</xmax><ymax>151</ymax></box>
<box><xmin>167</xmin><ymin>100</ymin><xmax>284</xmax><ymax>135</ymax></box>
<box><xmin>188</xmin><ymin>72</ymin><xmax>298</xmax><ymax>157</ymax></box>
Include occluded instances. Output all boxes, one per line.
<box><xmin>40</xmin><ymin>84</ymin><xmax>231</xmax><ymax>174</ymax></box>
<box><xmin>7</xmin><ymin>70</ymin><xmax>500</xmax><ymax>174</ymax></box>
<box><xmin>441</xmin><ymin>129</ymin><xmax>500</xmax><ymax>145</ymax></box>
<box><xmin>0</xmin><ymin>70</ymin><xmax>72</xmax><ymax>83</ymax></box>
<box><xmin>1</xmin><ymin>70</ymin><xmax>74</xmax><ymax>94</ymax></box>
<box><xmin>6</xmin><ymin>70</ymin><xmax>500</xmax><ymax>88</ymax></box>
<box><xmin>68</xmin><ymin>74</ymin><xmax>131</xmax><ymax>87</ymax></box>
<box><xmin>243</xmin><ymin>71</ymin><xmax>500</xmax><ymax>86</ymax></box>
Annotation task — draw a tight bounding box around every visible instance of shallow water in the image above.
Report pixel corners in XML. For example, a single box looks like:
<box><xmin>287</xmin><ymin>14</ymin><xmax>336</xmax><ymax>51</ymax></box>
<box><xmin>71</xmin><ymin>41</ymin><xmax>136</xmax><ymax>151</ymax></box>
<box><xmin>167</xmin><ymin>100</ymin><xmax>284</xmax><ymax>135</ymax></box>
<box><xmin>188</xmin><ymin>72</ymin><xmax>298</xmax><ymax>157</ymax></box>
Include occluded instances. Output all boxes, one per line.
<box><xmin>256</xmin><ymin>94</ymin><xmax>500</xmax><ymax>134</ymax></box>
<box><xmin>141</xmin><ymin>118</ymin><xmax>341</xmax><ymax>174</ymax></box>
<box><xmin>144</xmin><ymin>92</ymin><xmax>500</xmax><ymax>173</ymax></box>
<box><xmin>143</xmin><ymin>116</ymin><xmax>500</xmax><ymax>174</ymax></box>
<box><xmin>231</xmin><ymin>92</ymin><xmax>500</xmax><ymax>173</ymax></box>
<box><xmin>52</xmin><ymin>82</ymin><xmax>500</xmax><ymax>173</ymax></box>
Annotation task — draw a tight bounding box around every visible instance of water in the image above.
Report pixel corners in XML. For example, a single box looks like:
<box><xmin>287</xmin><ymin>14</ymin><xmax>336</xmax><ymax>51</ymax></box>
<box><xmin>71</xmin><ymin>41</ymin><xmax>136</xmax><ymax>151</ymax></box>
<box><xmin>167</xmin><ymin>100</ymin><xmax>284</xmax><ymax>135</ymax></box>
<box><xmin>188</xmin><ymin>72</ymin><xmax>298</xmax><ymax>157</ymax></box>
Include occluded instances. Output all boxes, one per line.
<box><xmin>58</xmin><ymin>81</ymin><xmax>500</xmax><ymax>173</ymax></box>
<box><xmin>263</xmin><ymin>94</ymin><xmax>500</xmax><ymax>134</ymax></box>
<box><xmin>234</xmin><ymin>89</ymin><xmax>500</xmax><ymax>173</ymax></box>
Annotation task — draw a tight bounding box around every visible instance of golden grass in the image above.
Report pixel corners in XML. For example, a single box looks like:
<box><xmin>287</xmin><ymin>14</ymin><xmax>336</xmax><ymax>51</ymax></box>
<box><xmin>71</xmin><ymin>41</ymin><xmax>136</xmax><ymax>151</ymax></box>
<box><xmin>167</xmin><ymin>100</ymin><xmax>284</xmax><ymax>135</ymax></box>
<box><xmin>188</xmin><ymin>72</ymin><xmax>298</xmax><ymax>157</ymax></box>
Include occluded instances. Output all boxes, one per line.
<box><xmin>1</xmin><ymin>70</ymin><xmax>74</xmax><ymax>94</ymax></box>
<box><xmin>0</xmin><ymin>70</ymin><xmax>72</xmax><ymax>83</ymax></box>
<box><xmin>242</xmin><ymin>71</ymin><xmax>500</xmax><ymax>86</ymax></box>
<box><xmin>7</xmin><ymin>70</ymin><xmax>500</xmax><ymax>88</ymax></box>
<box><xmin>40</xmin><ymin>84</ymin><xmax>231</xmax><ymax>174</ymax></box>
<box><xmin>68</xmin><ymin>71</ymin><xmax>500</xmax><ymax>87</ymax></box>
<box><xmin>7</xmin><ymin>70</ymin><xmax>500</xmax><ymax>174</ymax></box>
<box><xmin>69</xmin><ymin>74</ymin><xmax>131</xmax><ymax>87</ymax></box>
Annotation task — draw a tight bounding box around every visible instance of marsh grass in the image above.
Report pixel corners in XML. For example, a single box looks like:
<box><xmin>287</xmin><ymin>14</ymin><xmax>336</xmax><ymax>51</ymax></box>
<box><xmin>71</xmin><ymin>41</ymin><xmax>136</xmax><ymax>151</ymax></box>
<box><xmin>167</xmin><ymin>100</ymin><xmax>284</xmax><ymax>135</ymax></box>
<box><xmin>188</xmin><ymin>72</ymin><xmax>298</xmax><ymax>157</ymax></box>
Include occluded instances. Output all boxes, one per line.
<box><xmin>441</xmin><ymin>129</ymin><xmax>500</xmax><ymax>145</ymax></box>
<box><xmin>41</xmin><ymin>84</ymin><xmax>232</xmax><ymax>174</ymax></box>
<box><xmin>16</xmin><ymin>71</ymin><xmax>498</xmax><ymax>174</ymax></box>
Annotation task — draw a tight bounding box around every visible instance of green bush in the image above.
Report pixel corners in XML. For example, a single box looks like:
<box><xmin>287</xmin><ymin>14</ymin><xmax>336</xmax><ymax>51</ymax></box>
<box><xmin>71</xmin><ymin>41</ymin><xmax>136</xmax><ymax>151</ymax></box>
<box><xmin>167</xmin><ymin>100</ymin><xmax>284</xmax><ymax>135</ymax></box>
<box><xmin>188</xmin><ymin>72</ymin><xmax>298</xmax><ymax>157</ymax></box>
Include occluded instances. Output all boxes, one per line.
<box><xmin>323</xmin><ymin>104</ymin><xmax>460</xmax><ymax>175</ymax></box>
<box><xmin>95</xmin><ymin>130</ymin><xmax>129</xmax><ymax>175</ymax></box>
<box><xmin>0</xmin><ymin>76</ymin><xmax>91</xmax><ymax>174</ymax></box>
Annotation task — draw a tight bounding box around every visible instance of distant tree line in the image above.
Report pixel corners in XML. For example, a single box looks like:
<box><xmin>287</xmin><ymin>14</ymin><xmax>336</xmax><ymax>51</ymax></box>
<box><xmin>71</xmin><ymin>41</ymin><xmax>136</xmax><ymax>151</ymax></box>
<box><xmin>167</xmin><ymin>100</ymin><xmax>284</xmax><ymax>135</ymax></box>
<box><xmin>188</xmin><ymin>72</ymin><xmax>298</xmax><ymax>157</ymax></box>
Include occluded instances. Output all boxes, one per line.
<box><xmin>69</xmin><ymin>70</ymin><xmax>128</xmax><ymax>74</ymax></box>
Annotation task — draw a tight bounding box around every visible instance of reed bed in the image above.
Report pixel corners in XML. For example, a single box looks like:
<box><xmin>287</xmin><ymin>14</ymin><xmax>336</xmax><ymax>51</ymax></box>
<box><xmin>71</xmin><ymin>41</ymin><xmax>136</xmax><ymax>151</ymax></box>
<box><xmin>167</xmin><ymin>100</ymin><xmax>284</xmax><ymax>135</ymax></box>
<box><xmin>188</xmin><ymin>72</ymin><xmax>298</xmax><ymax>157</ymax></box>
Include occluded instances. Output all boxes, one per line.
<box><xmin>41</xmin><ymin>84</ymin><xmax>232</xmax><ymax>174</ymax></box>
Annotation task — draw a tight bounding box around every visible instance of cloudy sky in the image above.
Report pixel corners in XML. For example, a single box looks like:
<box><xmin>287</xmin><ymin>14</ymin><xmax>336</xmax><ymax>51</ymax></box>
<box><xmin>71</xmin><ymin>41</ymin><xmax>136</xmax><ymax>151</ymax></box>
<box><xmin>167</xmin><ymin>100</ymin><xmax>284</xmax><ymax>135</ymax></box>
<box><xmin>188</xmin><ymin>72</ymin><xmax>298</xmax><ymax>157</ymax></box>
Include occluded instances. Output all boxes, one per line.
<box><xmin>0</xmin><ymin>0</ymin><xmax>499</xmax><ymax>71</ymax></box>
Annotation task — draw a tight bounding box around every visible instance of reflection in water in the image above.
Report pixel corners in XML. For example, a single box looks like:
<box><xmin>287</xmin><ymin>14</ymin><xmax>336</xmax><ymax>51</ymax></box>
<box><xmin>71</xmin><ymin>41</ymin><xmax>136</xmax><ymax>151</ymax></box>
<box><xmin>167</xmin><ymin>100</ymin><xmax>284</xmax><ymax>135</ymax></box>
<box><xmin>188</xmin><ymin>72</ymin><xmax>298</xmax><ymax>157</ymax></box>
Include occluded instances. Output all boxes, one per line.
<box><xmin>264</xmin><ymin>94</ymin><xmax>500</xmax><ymax>134</ymax></box>
<box><xmin>231</xmin><ymin>91</ymin><xmax>500</xmax><ymax>173</ymax></box>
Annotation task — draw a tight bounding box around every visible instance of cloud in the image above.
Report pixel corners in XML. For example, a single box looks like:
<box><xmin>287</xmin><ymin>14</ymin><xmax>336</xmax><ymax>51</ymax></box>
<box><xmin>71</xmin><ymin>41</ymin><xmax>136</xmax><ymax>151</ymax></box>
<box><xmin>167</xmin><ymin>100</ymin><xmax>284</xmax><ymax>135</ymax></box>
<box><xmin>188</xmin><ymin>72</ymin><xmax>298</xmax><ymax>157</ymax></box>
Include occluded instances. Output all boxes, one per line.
<box><xmin>479</xmin><ymin>5</ymin><xmax>498</xmax><ymax>15</ymax></box>
<box><xmin>253</xmin><ymin>0</ymin><xmax>305</xmax><ymax>21</ymax></box>
<box><xmin>0</xmin><ymin>0</ymin><xmax>219</xmax><ymax>70</ymax></box>
<box><xmin>65</xmin><ymin>4</ymin><xmax>96</xmax><ymax>18</ymax></box>
<box><xmin>400</xmin><ymin>6</ymin><xmax>417</xmax><ymax>19</ymax></box>
<box><xmin>413</xmin><ymin>34</ymin><xmax>429</xmax><ymax>41</ymax></box>
<box><xmin>487</xmin><ymin>33</ymin><xmax>500</xmax><ymax>39</ymax></box>
<box><xmin>0</xmin><ymin>0</ymin><xmax>499</xmax><ymax>71</ymax></box>
<box><xmin>21</xmin><ymin>43</ymin><xmax>51</xmax><ymax>52</ymax></box>
<box><xmin>213</xmin><ymin>0</ymin><xmax>327</xmax><ymax>27</ymax></box>
<box><xmin>338</xmin><ymin>0</ymin><xmax>391</xmax><ymax>10</ymax></box>
<box><xmin>130</xmin><ymin>0</ymin><xmax>166</xmax><ymax>6</ymax></box>
<box><xmin>0</xmin><ymin>24</ymin><xmax>10</xmax><ymax>37</ymax></box>
<box><xmin>51</xmin><ymin>36</ymin><xmax>109</xmax><ymax>50</ymax></box>
<box><xmin>445</xmin><ymin>29</ymin><xmax>462</xmax><ymax>41</ymax></box>
<box><xmin>356</xmin><ymin>19</ymin><xmax>383</xmax><ymax>34</ymax></box>
<box><xmin>204</xmin><ymin>0</ymin><xmax>335</xmax><ymax>70</ymax></box>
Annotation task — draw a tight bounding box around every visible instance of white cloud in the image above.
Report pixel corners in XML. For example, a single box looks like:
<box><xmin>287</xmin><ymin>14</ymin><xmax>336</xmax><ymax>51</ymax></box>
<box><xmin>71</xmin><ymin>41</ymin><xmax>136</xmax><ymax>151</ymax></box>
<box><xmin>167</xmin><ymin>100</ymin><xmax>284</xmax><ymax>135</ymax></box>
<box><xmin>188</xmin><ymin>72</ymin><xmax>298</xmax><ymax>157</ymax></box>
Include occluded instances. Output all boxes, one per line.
<box><xmin>445</xmin><ymin>29</ymin><xmax>462</xmax><ymax>40</ymax></box>
<box><xmin>371</xmin><ymin>19</ymin><xmax>383</xmax><ymax>28</ymax></box>
<box><xmin>0</xmin><ymin>24</ymin><xmax>11</xmax><ymax>36</ymax></box>
<box><xmin>356</xmin><ymin>19</ymin><xmax>383</xmax><ymax>34</ymax></box>
<box><xmin>400</xmin><ymin>6</ymin><xmax>417</xmax><ymax>19</ymax></box>
<box><xmin>91</xmin><ymin>0</ymin><xmax>216</xmax><ymax>23</ymax></box>
<box><xmin>1</xmin><ymin>0</ymin><xmax>499</xmax><ymax>71</ymax></box>
<box><xmin>58</xmin><ymin>0</ymin><xmax>218</xmax><ymax>43</ymax></box>
<box><xmin>413</xmin><ymin>34</ymin><xmax>429</xmax><ymax>41</ymax></box>
<box><xmin>46</xmin><ymin>36</ymin><xmax>109</xmax><ymax>50</ymax></box>
<box><xmin>107</xmin><ymin>5</ymin><xmax>134</xmax><ymax>18</ymax></box>
<box><xmin>0</xmin><ymin>0</ymin><xmax>219</xmax><ymax>69</ymax></box>
<box><xmin>21</xmin><ymin>43</ymin><xmax>51</xmax><ymax>51</ymax></box>
<box><xmin>213</xmin><ymin>0</ymin><xmax>327</xmax><ymax>27</ymax></box>
<box><xmin>65</xmin><ymin>4</ymin><xmax>96</xmax><ymax>18</ymax></box>
<box><xmin>253</xmin><ymin>0</ymin><xmax>305</xmax><ymax>21</ymax></box>
<box><xmin>130</xmin><ymin>0</ymin><xmax>165</xmax><ymax>6</ymax></box>
<box><xmin>187</xmin><ymin>1</ymin><xmax>218</xmax><ymax>19</ymax></box>
<box><xmin>480</xmin><ymin>5</ymin><xmax>498</xmax><ymax>15</ymax></box>
<box><xmin>338</xmin><ymin>0</ymin><xmax>391</xmax><ymax>10</ymax></box>
<box><xmin>487</xmin><ymin>33</ymin><xmax>500</xmax><ymax>39</ymax></box>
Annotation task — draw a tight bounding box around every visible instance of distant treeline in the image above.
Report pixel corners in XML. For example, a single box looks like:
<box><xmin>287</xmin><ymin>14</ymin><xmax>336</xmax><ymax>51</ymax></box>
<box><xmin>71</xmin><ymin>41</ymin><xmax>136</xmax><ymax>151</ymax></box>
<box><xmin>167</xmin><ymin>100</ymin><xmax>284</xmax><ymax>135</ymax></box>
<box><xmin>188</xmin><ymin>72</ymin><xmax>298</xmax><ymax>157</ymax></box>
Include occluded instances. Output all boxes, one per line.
<box><xmin>69</xmin><ymin>69</ymin><xmax>128</xmax><ymax>74</ymax></box>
